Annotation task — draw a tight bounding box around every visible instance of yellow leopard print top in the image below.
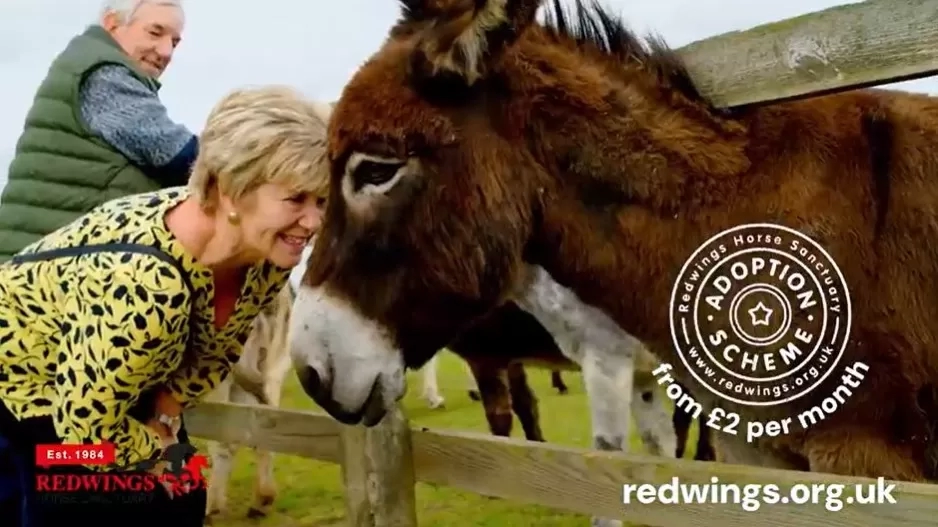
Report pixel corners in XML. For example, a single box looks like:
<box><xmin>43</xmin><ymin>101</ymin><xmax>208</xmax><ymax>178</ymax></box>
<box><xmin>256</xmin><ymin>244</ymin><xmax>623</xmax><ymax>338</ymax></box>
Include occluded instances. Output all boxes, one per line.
<box><xmin>0</xmin><ymin>187</ymin><xmax>290</xmax><ymax>469</ymax></box>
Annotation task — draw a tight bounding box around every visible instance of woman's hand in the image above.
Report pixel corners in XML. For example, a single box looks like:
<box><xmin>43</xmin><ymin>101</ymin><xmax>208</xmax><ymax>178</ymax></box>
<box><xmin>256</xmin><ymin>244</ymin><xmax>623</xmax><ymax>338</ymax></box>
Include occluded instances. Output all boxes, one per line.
<box><xmin>144</xmin><ymin>387</ymin><xmax>183</xmax><ymax>444</ymax></box>
<box><xmin>154</xmin><ymin>388</ymin><xmax>183</xmax><ymax>417</ymax></box>
<box><xmin>144</xmin><ymin>389</ymin><xmax>186</xmax><ymax>499</ymax></box>
<box><xmin>145</xmin><ymin>417</ymin><xmax>177</xmax><ymax>447</ymax></box>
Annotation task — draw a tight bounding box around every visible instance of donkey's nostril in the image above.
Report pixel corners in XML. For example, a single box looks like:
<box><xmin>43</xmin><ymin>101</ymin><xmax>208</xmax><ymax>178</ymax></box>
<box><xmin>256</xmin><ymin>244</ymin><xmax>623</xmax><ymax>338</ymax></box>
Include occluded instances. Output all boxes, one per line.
<box><xmin>296</xmin><ymin>365</ymin><xmax>328</xmax><ymax>402</ymax></box>
<box><xmin>295</xmin><ymin>365</ymin><xmax>364</xmax><ymax>425</ymax></box>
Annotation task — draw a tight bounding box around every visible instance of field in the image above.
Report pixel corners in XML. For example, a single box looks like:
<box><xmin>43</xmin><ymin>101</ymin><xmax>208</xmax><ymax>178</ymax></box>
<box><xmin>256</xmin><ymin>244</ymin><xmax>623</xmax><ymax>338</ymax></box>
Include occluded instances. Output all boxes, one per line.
<box><xmin>200</xmin><ymin>351</ymin><xmax>699</xmax><ymax>526</ymax></box>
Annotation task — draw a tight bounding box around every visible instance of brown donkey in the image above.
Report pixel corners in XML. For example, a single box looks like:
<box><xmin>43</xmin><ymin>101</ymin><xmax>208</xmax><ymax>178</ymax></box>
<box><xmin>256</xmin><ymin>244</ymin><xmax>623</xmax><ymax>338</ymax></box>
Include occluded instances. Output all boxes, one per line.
<box><xmin>290</xmin><ymin>0</ymin><xmax>938</xmax><ymax>509</ymax></box>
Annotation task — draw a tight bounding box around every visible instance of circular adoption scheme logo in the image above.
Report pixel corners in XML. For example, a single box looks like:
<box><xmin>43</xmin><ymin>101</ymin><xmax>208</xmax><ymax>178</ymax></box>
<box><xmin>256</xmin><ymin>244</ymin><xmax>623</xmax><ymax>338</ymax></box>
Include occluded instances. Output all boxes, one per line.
<box><xmin>668</xmin><ymin>223</ymin><xmax>852</xmax><ymax>406</ymax></box>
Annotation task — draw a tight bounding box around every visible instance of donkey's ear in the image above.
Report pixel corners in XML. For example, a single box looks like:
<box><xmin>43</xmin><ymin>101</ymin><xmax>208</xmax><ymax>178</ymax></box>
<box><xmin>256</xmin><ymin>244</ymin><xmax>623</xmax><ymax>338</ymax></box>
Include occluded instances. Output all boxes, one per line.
<box><xmin>403</xmin><ymin>0</ymin><xmax>542</xmax><ymax>87</ymax></box>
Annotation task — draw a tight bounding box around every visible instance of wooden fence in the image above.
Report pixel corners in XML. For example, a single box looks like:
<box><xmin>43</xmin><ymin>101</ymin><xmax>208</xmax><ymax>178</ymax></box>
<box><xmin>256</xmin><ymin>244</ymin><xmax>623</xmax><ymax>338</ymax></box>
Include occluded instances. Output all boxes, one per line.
<box><xmin>186</xmin><ymin>1</ymin><xmax>938</xmax><ymax>525</ymax></box>
<box><xmin>186</xmin><ymin>401</ymin><xmax>938</xmax><ymax>526</ymax></box>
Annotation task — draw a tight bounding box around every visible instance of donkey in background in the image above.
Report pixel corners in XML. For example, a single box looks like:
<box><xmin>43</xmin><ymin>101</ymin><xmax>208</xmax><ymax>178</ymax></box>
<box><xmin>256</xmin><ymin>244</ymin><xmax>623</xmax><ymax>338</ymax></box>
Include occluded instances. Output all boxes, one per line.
<box><xmin>421</xmin><ymin>335</ymin><xmax>712</xmax><ymax>460</ymax></box>
<box><xmin>417</xmin><ymin>301</ymin><xmax>677</xmax><ymax>455</ymax></box>
<box><xmin>420</xmin><ymin>353</ymin><xmax>568</xmax><ymax>409</ymax></box>
<box><xmin>204</xmin><ymin>284</ymin><xmax>296</xmax><ymax>520</ymax></box>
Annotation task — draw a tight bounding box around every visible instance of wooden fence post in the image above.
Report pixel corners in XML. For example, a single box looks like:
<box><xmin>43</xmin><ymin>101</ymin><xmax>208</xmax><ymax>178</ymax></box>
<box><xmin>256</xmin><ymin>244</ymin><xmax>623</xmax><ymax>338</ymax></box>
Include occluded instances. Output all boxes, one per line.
<box><xmin>340</xmin><ymin>405</ymin><xmax>418</xmax><ymax>526</ymax></box>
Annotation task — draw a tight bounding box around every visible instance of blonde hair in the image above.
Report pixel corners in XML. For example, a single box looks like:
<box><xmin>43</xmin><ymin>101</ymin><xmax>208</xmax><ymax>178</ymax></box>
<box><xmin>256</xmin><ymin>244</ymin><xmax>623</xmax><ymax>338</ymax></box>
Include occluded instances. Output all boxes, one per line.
<box><xmin>188</xmin><ymin>85</ymin><xmax>332</xmax><ymax>210</ymax></box>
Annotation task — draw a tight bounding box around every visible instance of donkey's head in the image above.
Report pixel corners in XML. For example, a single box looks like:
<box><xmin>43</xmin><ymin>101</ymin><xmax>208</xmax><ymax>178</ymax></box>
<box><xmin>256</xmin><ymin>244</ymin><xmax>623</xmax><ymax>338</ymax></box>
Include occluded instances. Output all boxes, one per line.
<box><xmin>291</xmin><ymin>0</ymin><xmax>736</xmax><ymax>425</ymax></box>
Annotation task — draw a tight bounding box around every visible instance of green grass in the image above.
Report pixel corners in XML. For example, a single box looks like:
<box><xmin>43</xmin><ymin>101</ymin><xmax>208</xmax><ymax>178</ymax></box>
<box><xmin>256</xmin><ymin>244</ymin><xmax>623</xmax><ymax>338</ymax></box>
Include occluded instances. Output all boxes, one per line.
<box><xmin>201</xmin><ymin>351</ymin><xmax>698</xmax><ymax>526</ymax></box>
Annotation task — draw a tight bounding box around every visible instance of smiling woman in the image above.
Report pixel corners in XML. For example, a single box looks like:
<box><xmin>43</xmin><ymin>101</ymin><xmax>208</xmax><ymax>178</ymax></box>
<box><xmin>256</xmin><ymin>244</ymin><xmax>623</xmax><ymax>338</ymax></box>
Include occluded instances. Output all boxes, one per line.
<box><xmin>0</xmin><ymin>84</ymin><xmax>332</xmax><ymax>527</ymax></box>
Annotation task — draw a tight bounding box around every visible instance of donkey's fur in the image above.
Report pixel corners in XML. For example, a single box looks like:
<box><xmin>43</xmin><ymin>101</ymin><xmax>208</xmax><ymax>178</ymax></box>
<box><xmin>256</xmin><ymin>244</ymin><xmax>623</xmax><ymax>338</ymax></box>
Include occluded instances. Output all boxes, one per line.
<box><xmin>293</xmin><ymin>1</ymin><xmax>938</xmax><ymax>510</ymax></box>
<box><xmin>206</xmin><ymin>284</ymin><xmax>295</xmax><ymax>520</ymax></box>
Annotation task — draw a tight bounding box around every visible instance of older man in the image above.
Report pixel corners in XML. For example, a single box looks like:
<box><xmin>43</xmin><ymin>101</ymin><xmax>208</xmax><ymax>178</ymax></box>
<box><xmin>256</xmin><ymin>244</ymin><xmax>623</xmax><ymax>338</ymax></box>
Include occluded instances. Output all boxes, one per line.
<box><xmin>0</xmin><ymin>0</ymin><xmax>196</xmax><ymax>262</ymax></box>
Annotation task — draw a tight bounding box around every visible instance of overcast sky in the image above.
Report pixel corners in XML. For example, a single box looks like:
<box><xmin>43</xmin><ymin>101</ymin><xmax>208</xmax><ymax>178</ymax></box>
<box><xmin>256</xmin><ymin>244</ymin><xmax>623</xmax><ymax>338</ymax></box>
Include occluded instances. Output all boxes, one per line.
<box><xmin>2</xmin><ymin>0</ymin><xmax>935</xmax><ymax>284</ymax></box>
<box><xmin>3</xmin><ymin>0</ymin><xmax>935</xmax><ymax>184</ymax></box>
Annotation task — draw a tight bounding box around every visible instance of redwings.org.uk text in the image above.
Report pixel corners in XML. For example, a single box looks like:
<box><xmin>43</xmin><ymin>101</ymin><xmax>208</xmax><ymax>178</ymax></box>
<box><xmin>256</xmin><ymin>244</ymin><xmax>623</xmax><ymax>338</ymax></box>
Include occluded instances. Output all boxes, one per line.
<box><xmin>623</xmin><ymin>476</ymin><xmax>897</xmax><ymax>512</ymax></box>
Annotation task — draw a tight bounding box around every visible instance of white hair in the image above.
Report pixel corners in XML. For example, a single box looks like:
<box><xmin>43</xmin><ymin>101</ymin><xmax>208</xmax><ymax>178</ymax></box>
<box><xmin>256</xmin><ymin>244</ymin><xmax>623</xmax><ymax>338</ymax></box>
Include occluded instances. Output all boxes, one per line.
<box><xmin>99</xmin><ymin>0</ymin><xmax>184</xmax><ymax>25</ymax></box>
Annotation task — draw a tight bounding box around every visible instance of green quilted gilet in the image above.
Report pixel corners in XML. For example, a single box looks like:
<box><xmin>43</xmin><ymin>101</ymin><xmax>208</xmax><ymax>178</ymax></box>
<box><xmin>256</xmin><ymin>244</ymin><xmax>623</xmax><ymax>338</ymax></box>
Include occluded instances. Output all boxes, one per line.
<box><xmin>0</xmin><ymin>24</ymin><xmax>164</xmax><ymax>261</ymax></box>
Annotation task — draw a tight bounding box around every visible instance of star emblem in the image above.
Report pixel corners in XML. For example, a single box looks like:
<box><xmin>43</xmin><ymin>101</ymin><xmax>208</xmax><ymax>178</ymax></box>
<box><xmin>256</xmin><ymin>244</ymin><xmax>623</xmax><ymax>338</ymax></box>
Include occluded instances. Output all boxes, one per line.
<box><xmin>748</xmin><ymin>302</ymin><xmax>773</xmax><ymax>326</ymax></box>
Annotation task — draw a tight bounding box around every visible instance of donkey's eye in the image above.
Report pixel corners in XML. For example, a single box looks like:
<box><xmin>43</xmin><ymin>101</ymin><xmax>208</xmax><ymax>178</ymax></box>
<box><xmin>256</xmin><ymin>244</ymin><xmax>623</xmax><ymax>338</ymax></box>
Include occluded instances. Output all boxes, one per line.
<box><xmin>351</xmin><ymin>160</ymin><xmax>405</xmax><ymax>192</ymax></box>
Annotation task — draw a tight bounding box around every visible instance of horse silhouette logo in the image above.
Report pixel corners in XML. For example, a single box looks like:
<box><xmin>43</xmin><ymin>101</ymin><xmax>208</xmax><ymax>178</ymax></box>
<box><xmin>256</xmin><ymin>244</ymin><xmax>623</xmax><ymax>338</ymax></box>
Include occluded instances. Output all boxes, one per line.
<box><xmin>155</xmin><ymin>443</ymin><xmax>208</xmax><ymax>495</ymax></box>
<box><xmin>127</xmin><ymin>443</ymin><xmax>208</xmax><ymax>496</ymax></box>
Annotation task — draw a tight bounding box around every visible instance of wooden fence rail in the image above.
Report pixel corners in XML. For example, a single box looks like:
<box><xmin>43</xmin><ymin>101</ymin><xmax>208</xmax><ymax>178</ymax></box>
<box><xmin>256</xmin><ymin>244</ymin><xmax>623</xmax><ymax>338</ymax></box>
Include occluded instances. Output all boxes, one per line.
<box><xmin>185</xmin><ymin>401</ymin><xmax>938</xmax><ymax>526</ymax></box>
<box><xmin>674</xmin><ymin>0</ymin><xmax>938</xmax><ymax>107</ymax></box>
<box><xmin>189</xmin><ymin>0</ymin><xmax>938</xmax><ymax>525</ymax></box>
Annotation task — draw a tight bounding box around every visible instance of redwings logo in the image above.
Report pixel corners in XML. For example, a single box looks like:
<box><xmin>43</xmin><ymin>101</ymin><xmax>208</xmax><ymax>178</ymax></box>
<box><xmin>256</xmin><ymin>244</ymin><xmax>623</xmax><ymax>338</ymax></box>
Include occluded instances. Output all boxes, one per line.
<box><xmin>34</xmin><ymin>442</ymin><xmax>209</xmax><ymax>500</ymax></box>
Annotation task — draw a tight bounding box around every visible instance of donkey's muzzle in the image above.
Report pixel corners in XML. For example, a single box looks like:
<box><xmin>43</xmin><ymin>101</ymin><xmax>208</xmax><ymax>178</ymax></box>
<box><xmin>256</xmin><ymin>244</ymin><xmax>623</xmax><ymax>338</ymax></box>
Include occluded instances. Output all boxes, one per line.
<box><xmin>295</xmin><ymin>365</ymin><xmax>387</xmax><ymax>427</ymax></box>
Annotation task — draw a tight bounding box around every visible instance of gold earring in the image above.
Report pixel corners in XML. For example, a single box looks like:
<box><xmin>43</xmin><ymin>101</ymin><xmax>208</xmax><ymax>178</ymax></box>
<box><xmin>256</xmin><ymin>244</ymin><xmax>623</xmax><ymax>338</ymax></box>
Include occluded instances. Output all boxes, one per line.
<box><xmin>227</xmin><ymin>211</ymin><xmax>240</xmax><ymax>225</ymax></box>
